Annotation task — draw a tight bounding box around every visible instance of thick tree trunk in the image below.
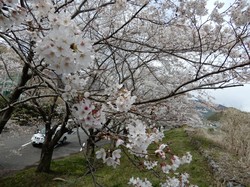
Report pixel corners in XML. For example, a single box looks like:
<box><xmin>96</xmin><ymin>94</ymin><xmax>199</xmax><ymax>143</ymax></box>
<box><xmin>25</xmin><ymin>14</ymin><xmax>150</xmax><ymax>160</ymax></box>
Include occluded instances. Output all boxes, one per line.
<box><xmin>36</xmin><ymin>143</ymin><xmax>54</xmax><ymax>173</ymax></box>
<box><xmin>86</xmin><ymin>129</ymin><xmax>96</xmax><ymax>161</ymax></box>
<box><xmin>0</xmin><ymin>63</ymin><xmax>31</xmax><ymax>134</ymax></box>
<box><xmin>0</xmin><ymin>108</ymin><xmax>15</xmax><ymax>134</ymax></box>
<box><xmin>36</xmin><ymin>122</ymin><xmax>54</xmax><ymax>173</ymax></box>
<box><xmin>36</xmin><ymin>120</ymin><xmax>68</xmax><ymax>173</ymax></box>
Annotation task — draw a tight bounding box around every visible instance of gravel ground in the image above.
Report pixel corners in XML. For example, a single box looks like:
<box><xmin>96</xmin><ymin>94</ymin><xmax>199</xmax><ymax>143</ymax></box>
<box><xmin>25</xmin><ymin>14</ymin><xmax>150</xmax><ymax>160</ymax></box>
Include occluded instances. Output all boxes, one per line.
<box><xmin>0</xmin><ymin>120</ymin><xmax>41</xmax><ymax>179</ymax></box>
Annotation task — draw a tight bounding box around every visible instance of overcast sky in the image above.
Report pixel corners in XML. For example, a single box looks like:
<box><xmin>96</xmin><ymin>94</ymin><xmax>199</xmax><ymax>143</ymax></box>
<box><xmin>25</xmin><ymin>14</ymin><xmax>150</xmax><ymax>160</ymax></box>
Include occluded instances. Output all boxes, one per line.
<box><xmin>207</xmin><ymin>85</ymin><xmax>250</xmax><ymax>112</ymax></box>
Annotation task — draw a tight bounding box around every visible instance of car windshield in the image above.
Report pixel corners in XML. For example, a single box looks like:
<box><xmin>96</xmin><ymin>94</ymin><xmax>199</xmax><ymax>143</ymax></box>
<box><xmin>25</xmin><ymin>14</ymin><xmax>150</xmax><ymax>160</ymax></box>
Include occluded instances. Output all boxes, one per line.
<box><xmin>40</xmin><ymin>128</ymin><xmax>46</xmax><ymax>134</ymax></box>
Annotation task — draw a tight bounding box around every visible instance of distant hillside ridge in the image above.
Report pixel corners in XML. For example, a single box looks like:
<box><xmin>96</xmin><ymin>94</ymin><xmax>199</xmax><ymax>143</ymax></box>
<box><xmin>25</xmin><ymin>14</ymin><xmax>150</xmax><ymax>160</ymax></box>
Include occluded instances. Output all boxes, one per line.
<box><xmin>193</xmin><ymin>99</ymin><xmax>227</xmax><ymax>119</ymax></box>
<box><xmin>206</xmin><ymin>107</ymin><xmax>250</xmax><ymax>122</ymax></box>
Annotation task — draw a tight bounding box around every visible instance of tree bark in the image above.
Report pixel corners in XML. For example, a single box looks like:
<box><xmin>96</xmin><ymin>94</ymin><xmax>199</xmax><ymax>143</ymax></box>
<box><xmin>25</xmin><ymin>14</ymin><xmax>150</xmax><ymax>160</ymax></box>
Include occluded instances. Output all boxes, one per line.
<box><xmin>36</xmin><ymin>143</ymin><xmax>54</xmax><ymax>173</ymax></box>
<box><xmin>0</xmin><ymin>63</ymin><xmax>31</xmax><ymax>133</ymax></box>
<box><xmin>86</xmin><ymin>129</ymin><xmax>97</xmax><ymax>164</ymax></box>
<box><xmin>36</xmin><ymin>119</ymin><xmax>69</xmax><ymax>173</ymax></box>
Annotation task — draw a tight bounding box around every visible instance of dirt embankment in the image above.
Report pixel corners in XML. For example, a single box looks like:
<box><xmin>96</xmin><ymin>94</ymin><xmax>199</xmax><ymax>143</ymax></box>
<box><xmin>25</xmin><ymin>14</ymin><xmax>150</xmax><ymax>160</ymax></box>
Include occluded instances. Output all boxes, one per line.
<box><xmin>185</xmin><ymin>128</ymin><xmax>249</xmax><ymax>187</ymax></box>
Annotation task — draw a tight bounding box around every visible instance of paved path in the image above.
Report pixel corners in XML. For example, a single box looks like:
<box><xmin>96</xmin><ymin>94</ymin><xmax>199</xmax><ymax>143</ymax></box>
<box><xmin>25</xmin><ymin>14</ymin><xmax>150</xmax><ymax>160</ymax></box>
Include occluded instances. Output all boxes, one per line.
<box><xmin>0</xmin><ymin>128</ymin><xmax>87</xmax><ymax>177</ymax></box>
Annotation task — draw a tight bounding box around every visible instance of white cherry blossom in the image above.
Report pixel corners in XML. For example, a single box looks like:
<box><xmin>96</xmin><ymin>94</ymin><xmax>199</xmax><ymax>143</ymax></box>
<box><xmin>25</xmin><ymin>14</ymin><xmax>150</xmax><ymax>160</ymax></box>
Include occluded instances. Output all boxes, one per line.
<box><xmin>171</xmin><ymin>155</ymin><xmax>181</xmax><ymax>171</ymax></box>
<box><xmin>116</xmin><ymin>139</ymin><xmax>124</xmax><ymax>147</ymax></box>
<box><xmin>144</xmin><ymin>160</ymin><xmax>158</xmax><ymax>170</ymax></box>
<box><xmin>128</xmin><ymin>177</ymin><xmax>152</xmax><ymax>187</ymax></box>
<box><xmin>96</xmin><ymin>148</ymin><xmax>106</xmax><ymax>161</ymax></box>
<box><xmin>96</xmin><ymin>148</ymin><xmax>121</xmax><ymax>168</ymax></box>
<box><xmin>161</xmin><ymin>164</ymin><xmax>172</xmax><ymax>174</ymax></box>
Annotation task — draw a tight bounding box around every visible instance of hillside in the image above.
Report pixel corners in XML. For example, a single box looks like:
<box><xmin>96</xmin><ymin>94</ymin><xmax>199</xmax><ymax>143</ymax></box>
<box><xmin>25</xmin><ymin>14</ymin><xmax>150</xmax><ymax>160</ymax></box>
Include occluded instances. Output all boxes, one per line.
<box><xmin>198</xmin><ymin>107</ymin><xmax>250</xmax><ymax>186</ymax></box>
<box><xmin>206</xmin><ymin>107</ymin><xmax>250</xmax><ymax>124</ymax></box>
<box><xmin>193</xmin><ymin>99</ymin><xmax>227</xmax><ymax>119</ymax></box>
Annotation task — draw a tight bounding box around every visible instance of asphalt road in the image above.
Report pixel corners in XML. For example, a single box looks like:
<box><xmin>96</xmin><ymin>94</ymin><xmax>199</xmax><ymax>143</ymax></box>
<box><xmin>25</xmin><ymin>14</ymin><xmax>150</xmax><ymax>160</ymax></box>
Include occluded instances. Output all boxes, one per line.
<box><xmin>0</xmin><ymin>128</ymin><xmax>87</xmax><ymax>173</ymax></box>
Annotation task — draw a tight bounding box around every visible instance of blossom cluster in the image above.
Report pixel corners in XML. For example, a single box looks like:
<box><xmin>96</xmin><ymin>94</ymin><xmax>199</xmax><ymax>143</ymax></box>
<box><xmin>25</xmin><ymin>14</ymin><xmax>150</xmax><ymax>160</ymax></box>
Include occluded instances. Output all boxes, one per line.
<box><xmin>126</xmin><ymin>143</ymin><xmax>193</xmax><ymax>186</ymax></box>
<box><xmin>129</xmin><ymin>173</ymin><xmax>198</xmax><ymax>187</ymax></box>
<box><xmin>62</xmin><ymin>74</ymin><xmax>88</xmax><ymax>90</ymax></box>
<box><xmin>31</xmin><ymin>0</ymin><xmax>53</xmax><ymax>21</ymax></box>
<box><xmin>230</xmin><ymin>0</ymin><xmax>250</xmax><ymax>26</ymax></box>
<box><xmin>115</xmin><ymin>90</ymin><xmax>137</xmax><ymax>112</ymax></box>
<box><xmin>161</xmin><ymin>152</ymin><xmax>192</xmax><ymax>174</ymax></box>
<box><xmin>126</xmin><ymin>120</ymin><xmax>164</xmax><ymax>157</ymax></box>
<box><xmin>71</xmin><ymin>99</ymin><xmax>105</xmax><ymax>129</ymax></box>
<box><xmin>143</xmin><ymin>160</ymin><xmax>158</xmax><ymax>170</ymax></box>
<box><xmin>128</xmin><ymin>177</ymin><xmax>152</xmax><ymax>187</ymax></box>
<box><xmin>96</xmin><ymin>148</ymin><xmax>121</xmax><ymax>168</ymax></box>
<box><xmin>179</xmin><ymin>0</ymin><xmax>208</xmax><ymax>17</ymax></box>
<box><xmin>27</xmin><ymin>0</ymin><xmax>93</xmax><ymax>75</ymax></box>
<box><xmin>35</xmin><ymin>22</ymin><xmax>92</xmax><ymax>74</ymax></box>
<box><xmin>61</xmin><ymin>85</ymin><xmax>77</xmax><ymax>101</ymax></box>
<box><xmin>106</xmin><ymin>84</ymin><xmax>137</xmax><ymax>112</ymax></box>
<box><xmin>155</xmin><ymin>143</ymin><xmax>169</xmax><ymax>159</ymax></box>
<box><xmin>160</xmin><ymin>173</ymin><xmax>198</xmax><ymax>187</ymax></box>
<box><xmin>0</xmin><ymin>0</ymin><xmax>26</xmax><ymax>31</ymax></box>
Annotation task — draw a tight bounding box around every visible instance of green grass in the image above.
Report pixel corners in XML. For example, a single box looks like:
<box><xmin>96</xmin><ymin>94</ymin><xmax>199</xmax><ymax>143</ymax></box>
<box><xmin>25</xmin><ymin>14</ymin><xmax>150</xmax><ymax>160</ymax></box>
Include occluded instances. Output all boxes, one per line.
<box><xmin>206</xmin><ymin>111</ymin><xmax>223</xmax><ymax>121</ymax></box>
<box><xmin>163</xmin><ymin>128</ymin><xmax>215</xmax><ymax>186</ymax></box>
<box><xmin>0</xmin><ymin>128</ymin><xmax>215</xmax><ymax>187</ymax></box>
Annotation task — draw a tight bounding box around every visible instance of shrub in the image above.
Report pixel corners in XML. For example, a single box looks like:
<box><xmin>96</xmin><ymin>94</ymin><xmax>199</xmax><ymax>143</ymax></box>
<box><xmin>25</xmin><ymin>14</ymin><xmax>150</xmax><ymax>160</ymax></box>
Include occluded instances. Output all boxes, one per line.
<box><xmin>221</xmin><ymin>109</ymin><xmax>250</xmax><ymax>165</ymax></box>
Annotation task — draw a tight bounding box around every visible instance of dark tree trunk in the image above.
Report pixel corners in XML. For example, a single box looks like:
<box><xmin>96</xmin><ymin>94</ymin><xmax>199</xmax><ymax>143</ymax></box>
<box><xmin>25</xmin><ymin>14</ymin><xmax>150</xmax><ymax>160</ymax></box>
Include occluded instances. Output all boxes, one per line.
<box><xmin>86</xmin><ymin>129</ymin><xmax>96</xmax><ymax>160</ymax></box>
<box><xmin>36</xmin><ymin>119</ymin><xmax>69</xmax><ymax>173</ymax></box>
<box><xmin>36</xmin><ymin>143</ymin><xmax>54</xmax><ymax>173</ymax></box>
<box><xmin>36</xmin><ymin>123</ymin><xmax>54</xmax><ymax>173</ymax></box>
<box><xmin>0</xmin><ymin>108</ymin><xmax>15</xmax><ymax>134</ymax></box>
<box><xmin>36</xmin><ymin>121</ymin><xmax>55</xmax><ymax>173</ymax></box>
<box><xmin>0</xmin><ymin>63</ymin><xmax>31</xmax><ymax>134</ymax></box>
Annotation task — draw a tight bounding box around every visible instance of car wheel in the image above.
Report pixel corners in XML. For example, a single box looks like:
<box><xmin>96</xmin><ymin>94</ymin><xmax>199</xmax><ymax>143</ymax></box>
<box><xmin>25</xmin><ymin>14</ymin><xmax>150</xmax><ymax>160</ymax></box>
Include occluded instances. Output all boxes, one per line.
<box><xmin>62</xmin><ymin>137</ymin><xmax>67</xmax><ymax>144</ymax></box>
<box><xmin>32</xmin><ymin>143</ymin><xmax>37</xmax><ymax>147</ymax></box>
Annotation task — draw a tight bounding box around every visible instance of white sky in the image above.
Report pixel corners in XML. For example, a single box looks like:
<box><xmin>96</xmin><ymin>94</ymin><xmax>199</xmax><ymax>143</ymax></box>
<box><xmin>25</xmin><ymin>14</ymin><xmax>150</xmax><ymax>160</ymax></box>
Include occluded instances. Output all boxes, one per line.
<box><xmin>205</xmin><ymin>0</ymin><xmax>250</xmax><ymax>112</ymax></box>
<box><xmin>207</xmin><ymin>85</ymin><xmax>250</xmax><ymax>112</ymax></box>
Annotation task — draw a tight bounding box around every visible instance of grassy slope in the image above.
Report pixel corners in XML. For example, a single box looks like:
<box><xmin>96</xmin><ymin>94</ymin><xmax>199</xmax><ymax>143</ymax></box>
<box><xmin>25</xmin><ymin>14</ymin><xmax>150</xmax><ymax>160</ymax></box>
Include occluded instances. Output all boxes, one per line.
<box><xmin>0</xmin><ymin>128</ymin><xmax>215</xmax><ymax>187</ymax></box>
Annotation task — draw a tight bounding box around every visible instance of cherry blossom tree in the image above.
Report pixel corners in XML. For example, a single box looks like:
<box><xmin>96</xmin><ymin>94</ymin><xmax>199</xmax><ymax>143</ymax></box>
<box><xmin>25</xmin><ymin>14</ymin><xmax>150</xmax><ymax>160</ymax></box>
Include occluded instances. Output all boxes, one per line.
<box><xmin>0</xmin><ymin>0</ymin><xmax>250</xmax><ymax>186</ymax></box>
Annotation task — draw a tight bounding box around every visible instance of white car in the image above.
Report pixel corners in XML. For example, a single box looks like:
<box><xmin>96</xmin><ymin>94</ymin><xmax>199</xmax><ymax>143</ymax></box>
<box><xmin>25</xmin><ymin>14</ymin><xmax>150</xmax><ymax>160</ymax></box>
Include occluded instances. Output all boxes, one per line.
<box><xmin>31</xmin><ymin>126</ymin><xmax>67</xmax><ymax>147</ymax></box>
